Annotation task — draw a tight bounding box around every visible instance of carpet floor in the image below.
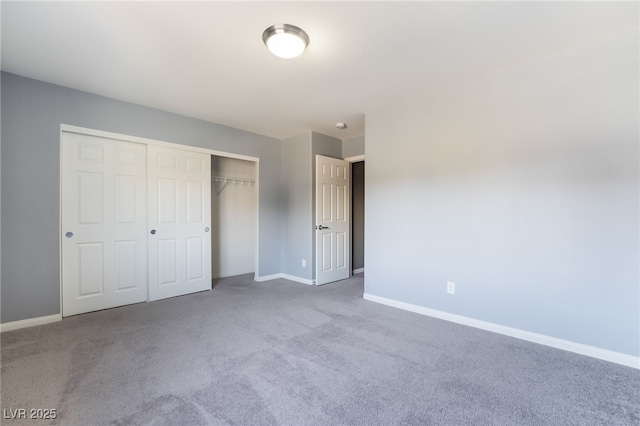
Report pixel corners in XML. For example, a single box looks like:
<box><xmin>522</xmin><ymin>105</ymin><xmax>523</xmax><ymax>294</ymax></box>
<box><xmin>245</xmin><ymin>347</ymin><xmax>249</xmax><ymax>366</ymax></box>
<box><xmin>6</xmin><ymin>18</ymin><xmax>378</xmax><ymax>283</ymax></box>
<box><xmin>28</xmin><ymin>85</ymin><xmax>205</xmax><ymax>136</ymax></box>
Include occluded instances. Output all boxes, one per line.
<box><xmin>1</xmin><ymin>273</ymin><xmax>638</xmax><ymax>425</ymax></box>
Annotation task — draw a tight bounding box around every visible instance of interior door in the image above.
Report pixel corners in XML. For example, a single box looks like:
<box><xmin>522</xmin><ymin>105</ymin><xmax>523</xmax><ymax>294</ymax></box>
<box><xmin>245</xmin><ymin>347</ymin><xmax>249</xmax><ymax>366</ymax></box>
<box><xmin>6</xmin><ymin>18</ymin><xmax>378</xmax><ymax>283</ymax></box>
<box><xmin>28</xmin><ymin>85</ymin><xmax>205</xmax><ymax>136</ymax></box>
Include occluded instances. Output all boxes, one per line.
<box><xmin>61</xmin><ymin>132</ymin><xmax>148</xmax><ymax>316</ymax></box>
<box><xmin>148</xmin><ymin>145</ymin><xmax>212</xmax><ymax>301</ymax></box>
<box><xmin>315</xmin><ymin>155</ymin><xmax>350</xmax><ymax>285</ymax></box>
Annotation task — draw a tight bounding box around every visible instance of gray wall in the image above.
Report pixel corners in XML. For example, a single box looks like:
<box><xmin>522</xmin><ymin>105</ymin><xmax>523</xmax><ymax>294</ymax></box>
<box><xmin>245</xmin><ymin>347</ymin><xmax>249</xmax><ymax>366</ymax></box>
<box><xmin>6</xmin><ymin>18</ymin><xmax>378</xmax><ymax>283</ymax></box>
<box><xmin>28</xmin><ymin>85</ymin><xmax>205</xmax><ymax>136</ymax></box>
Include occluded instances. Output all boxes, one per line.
<box><xmin>281</xmin><ymin>132</ymin><xmax>313</xmax><ymax>280</ymax></box>
<box><xmin>1</xmin><ymin>72</ymin><xmax>282</xmax><ymax>323</ymax></box>
<box><xmin>279</xmin><ymin>131</ymin><xmax>342</xmax><ymax>281</ymax></box>
<box><xmin>352</xmin><ymin>161</ymin><xmax>365</xmax><ymax>271</ymax></box>
<box><xmin>342</xmin><ymin>135</ymin><xmax>365</xmax><ymax>159</ymax></box>
<box><xmin>365</xmin><ymin>29</ymin><xmax>639</xmax><ymax>356</ymax></box>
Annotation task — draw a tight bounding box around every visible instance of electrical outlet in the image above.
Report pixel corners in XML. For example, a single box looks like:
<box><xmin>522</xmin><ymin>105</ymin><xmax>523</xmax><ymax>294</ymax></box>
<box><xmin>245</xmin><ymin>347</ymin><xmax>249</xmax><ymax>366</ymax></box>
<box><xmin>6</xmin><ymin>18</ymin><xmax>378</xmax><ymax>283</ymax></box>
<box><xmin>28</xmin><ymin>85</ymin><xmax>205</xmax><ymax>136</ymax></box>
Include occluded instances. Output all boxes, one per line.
<box><xmin>302</xmin><ymin>259</ymin><xmax>306</xmax><ymax>268</ymax></box>
<box><xmin>447</xmin><ymin>282</ymin><xmax>456</xmax><ymax>295</ymax></box>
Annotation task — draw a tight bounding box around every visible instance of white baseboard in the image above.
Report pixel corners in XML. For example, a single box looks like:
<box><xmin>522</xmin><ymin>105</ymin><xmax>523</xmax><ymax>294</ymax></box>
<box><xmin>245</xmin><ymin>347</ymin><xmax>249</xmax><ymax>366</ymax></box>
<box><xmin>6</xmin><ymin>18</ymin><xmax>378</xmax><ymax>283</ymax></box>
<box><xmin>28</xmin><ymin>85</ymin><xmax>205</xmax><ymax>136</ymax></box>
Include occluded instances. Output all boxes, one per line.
<box><xmin>363</xmin><ymin>293</ymin><xmax>639</xmax><ymax>370</ymax></box>
<box><xmin>0</xmin><ymin>314</ymin><xmax>62</xmax><ymax>333</ymax></box>
<box><xmin>254</xmin><ymin>273</ymin><xmax>282</xmax><ymax>282</ymax></box>
<box><xmin>255</xmin><ymin>273</ymin><xmax>314</xmax><ymax>285</ymax></box>
<box><xmin>352</xmin><ymin>268</ymin><xmax>365</xmax><ymax>274</ymax></box>
<box><xmin>279</xmin><ymin>274</ymin><xmax>314</xmax><ymax>285</ymax></box>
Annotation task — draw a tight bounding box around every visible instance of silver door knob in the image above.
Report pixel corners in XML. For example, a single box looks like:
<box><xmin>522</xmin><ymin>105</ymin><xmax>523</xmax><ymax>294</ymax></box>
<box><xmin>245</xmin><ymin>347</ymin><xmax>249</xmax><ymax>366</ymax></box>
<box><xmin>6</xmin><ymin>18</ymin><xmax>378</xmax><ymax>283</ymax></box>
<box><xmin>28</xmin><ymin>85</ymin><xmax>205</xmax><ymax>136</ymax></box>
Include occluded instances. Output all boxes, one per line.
<box><xmin>65</xmin><ymin>232</ymin><xmax>74</xmax><ymax>238</ymax></box>
<box><xmin>316</xmin><ymin>225</ymin><xmax>330</xmax><ymax>230</ymax></box>
<box><xmin>150</xmin><ymin>229</ymin><xmax>156</xmax><ymax>235</ymax></box>
<box><xmin>205</xmin><ymin>227</ymin><xmax>210</xmax><ymax>232</ymax></box>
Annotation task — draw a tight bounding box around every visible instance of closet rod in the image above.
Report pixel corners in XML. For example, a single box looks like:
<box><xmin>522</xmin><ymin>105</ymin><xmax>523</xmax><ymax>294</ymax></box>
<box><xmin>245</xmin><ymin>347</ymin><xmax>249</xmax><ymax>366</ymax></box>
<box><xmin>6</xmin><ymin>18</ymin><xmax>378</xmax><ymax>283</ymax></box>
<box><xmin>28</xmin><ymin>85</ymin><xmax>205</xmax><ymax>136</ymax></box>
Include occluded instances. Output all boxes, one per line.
<box><xmin>211</xmin><ymin>176</ymin><xmax>255</xmax><ymax>184</ymax></box>
<box><xmin>212</xmin><ymin>176</ymin><xmax>255</xmax><ymax>195</ymax></box>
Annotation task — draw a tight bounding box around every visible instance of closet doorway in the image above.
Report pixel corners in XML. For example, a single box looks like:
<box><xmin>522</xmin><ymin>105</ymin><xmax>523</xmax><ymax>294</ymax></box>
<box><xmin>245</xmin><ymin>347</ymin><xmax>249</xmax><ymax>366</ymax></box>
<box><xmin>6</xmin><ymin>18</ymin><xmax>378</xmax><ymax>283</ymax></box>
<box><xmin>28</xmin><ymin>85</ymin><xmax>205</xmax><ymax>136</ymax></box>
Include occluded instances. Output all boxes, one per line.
<box><xmin>211</xmin><ymin>156</ymin><xmax>257</xmax><ymax>279</ymax></box>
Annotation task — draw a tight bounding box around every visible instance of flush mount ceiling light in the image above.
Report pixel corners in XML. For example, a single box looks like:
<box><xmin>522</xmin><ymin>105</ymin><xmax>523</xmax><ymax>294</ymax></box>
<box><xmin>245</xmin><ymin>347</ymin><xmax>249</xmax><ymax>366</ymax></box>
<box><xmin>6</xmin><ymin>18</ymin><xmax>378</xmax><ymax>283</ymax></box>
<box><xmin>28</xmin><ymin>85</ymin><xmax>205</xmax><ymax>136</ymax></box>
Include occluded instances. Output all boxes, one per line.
<box><xmin>262</xmin><ymin>24</ymin><xmax>309</xmax><ymax>59</ymax></box>
<box><xmin>336</xmin><ymin>122</ymin><xmax>348</xmax><ymax>130</ymax></box>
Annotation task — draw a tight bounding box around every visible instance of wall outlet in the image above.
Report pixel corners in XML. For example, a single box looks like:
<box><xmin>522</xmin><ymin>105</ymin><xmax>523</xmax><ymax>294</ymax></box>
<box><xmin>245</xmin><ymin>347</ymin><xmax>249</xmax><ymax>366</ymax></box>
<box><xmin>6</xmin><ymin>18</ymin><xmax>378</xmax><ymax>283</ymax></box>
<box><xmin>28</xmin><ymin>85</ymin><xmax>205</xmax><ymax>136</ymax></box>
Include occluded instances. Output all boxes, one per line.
<box><xmin>302</xmin><ymin>259</ymin><xmax>306</xmax><ymax>268</ymax></box>
<box><xmin>447</xmin><ymin>282</ymin><xmax>456</xmax><ymax>295</ymax></box>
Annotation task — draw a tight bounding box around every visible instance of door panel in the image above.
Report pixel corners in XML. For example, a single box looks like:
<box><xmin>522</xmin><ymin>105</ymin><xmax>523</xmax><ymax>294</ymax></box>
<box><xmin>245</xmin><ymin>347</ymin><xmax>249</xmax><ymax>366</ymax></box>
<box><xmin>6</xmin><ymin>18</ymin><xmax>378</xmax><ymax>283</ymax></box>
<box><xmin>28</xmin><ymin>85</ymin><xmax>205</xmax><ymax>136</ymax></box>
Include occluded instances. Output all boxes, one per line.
<box><xmin>186</xmin><ymin>237</ymin><xmax>205</xmax><ymax>280</ymax></box>
<box><xmin>115</xmin><ymin>240</ymin><xmax>139</xmax><ymax>290</ymax></box>
<box><xmin>62</xmin><ymin>132</ymin><xmax>148</xmax><ymax>316</ymax></box>
<box><xmin>186</xmin><ymin>180</ymin><xmax>205</xmax><ymax>223</ymax></box>
<box><xmin>158</xmin><ymin>239</ymin><xmax>178</xmax><ymax>285</ymax></box>
<box><xmin>148</xmin><ymin>145</ymin><xmax>211</xmax><ymax>301</ymax></box>
<box><xmin>115</xmin><ymin>175</ymin><xmax>138</xmax><ymax>223</ymax></box>
<box><xmin>337</xmin><ymin>232</ymin><xmax>347</xmax><ymax>268</ymax></box>
<box><xmin>158</xmin><ymin>179</ymin><xmax>178</xmax><ymax>223</ymax></box>
<box><xmin>77</xmin><ymin>242</ymin><xmax>103</xmax><ymax>297</ymax></box>
<box><xmin>315</xmin><ymin>155</ymin><xmax>350</xmax><ymax>285</ymax></box>
<box><xmin>78</xmin><ymin>172</ymin><xmax>103</xmax><ymax>224</ymax></box>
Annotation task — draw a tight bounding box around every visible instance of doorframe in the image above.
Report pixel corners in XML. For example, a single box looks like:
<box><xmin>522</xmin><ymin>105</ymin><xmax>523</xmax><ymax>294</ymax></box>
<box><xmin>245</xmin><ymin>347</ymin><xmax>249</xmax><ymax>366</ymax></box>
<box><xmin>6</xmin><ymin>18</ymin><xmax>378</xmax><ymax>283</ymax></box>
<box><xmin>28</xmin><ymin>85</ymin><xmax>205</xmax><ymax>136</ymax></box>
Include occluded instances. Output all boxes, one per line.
<box><xmin>344</xmin><ymin>155</ymin><xmax>365</xmax><ymax>276</ymax></box>
<box><xmin>344</xmin><ymin>155</ymin><xmax>364</xmax><ymax>163</ymax></box>
<box><xmin>58</xmin><ymin>124</ymin><xmax>261</xmax><ymax>314</ymax></box>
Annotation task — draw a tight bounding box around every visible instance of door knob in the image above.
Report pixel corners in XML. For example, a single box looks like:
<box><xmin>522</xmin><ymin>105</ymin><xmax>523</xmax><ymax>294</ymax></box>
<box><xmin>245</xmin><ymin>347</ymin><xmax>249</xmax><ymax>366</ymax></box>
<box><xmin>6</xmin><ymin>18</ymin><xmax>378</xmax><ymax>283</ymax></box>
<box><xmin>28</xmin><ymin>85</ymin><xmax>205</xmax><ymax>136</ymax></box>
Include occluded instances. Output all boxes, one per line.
<box><xmin>150</xmin><ymin>229</ymin><xmax>156</xmax><ymax>235</ymax></box>
<box><xmin>316</xmin><ymin>225</ymin><xmax>330</xmax><ymax>230</ymax></box>
<box><xmin>65</xmin><ymin>232</ymin><xmax>74</xmax><ymax>238</ymax></box>
<box><xmin>205</xmin><ymin>227</ymin><xmax>210</xmax><ymax>232</ymax></box>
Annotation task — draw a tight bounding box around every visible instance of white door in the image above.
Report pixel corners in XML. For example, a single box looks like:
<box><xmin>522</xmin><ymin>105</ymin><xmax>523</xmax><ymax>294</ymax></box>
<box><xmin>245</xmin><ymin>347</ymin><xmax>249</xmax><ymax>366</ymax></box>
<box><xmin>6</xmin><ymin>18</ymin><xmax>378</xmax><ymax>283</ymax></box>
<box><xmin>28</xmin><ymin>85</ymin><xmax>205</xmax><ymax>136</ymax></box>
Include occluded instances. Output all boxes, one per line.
<box><xmin>61</xmin><ymin>132</ymin><xmax>148</xmax><ymax>316</ymax></box>
<box><xmin>315</xmin><ymin>155</ymin><xmax>350</xmax><ymax>285</ymax></box>
<box><xmin>148</xmin><ymin>145</ymin><xmax>212</xmax><ymax>301</ymax></box>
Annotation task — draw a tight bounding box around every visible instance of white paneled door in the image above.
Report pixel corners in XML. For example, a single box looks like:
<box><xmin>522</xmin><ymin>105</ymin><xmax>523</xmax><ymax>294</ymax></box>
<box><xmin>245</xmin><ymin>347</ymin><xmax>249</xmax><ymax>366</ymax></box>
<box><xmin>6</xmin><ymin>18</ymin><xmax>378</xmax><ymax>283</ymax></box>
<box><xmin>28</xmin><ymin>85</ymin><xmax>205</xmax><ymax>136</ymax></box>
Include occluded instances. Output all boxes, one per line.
<box><xmin>61</xmin><ymin>132</ymin><xmax>148</xmax><ymax>316</ymax></box>
<box><xmin>315</xmin><ymin>155</ymin><xmax>350</xmax><ymax>285</ymax></box>
<box><xmin>147</xmin><ymin>145</ymin><xmax>212</xmax><ymax>301</ymax></box>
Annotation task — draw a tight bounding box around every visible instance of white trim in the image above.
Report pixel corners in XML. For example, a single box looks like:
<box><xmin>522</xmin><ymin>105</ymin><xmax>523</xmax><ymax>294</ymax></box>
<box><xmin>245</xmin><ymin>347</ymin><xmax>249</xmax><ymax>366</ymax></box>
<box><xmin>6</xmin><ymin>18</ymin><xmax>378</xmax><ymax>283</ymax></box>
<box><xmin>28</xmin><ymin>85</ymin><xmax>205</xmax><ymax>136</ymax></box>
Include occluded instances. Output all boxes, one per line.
<box><xmin>59</xmin><ymin>127</ymin><xmax>65</xmax><ymax>318</ymax></box>
<box><xmin>254</xmin><ymin>161</ymin><xmax>261</xmax><ymax>278</ymax></box>
<box><xmin>60</xmin><ymin>124</ymin><xmax>259</xmax><ymax>162</ymax></box>
<box><xmin>352</xmin><ymin>268</ymin><xmax>365</xmax><ymax>274</ymax></box>
<box><xmin>344</xmin><ymin>155</ymin><xmax>365</xmax><ymax>162</ymax></box>
<box><xmin>254</xmin><ymin>273</ymin><xmax>282</xmax><ymax>282</ymax></box>
<box><xmin>281</xmin><ymin>274</ymin><xmax>314</xmax><ymax>285</ymax></box>
<box><xmin>0</xmin><ymin>314</ymin><xmax>62</xmax><ymax>333</ymax></box>
<box><xmin>254</xmin><ymin>273</ymin><xmax>314</xmax><ymax>285</ymax></box>
<box><xmin>363</xmin><ymin>293</ymin><xmax>640</xmax><ymax>370</ymax></box>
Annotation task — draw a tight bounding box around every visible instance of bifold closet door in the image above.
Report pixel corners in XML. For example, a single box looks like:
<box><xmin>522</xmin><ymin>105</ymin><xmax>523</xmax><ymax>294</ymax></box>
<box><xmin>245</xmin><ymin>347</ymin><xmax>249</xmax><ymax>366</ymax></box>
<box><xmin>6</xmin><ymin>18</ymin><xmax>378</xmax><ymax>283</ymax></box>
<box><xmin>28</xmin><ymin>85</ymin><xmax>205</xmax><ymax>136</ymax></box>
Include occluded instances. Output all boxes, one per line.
<box><xmin>61</xmin><ymin>132</ymin><xmax>148</xmax><ymax>316</ymax></box>
<box><xmin>147</xmin><ymin>145</ymin><xmax>212</xmax><ymax>301</ymax></box>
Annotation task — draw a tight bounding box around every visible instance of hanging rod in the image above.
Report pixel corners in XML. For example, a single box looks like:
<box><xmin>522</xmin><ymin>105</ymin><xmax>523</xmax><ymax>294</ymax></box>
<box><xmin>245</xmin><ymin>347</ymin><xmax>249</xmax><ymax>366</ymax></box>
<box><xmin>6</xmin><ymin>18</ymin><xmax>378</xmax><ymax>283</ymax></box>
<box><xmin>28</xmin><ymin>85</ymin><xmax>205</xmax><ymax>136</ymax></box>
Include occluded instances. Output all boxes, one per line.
<box><xmin>211</xmin><ymin>176</ymin><xmax>255</xmax><ymax>185</ymax></box>
<box><xmin>212</xmin><ymin>176</ymin><xmax>255</xmax><ymax>195</ymax></box>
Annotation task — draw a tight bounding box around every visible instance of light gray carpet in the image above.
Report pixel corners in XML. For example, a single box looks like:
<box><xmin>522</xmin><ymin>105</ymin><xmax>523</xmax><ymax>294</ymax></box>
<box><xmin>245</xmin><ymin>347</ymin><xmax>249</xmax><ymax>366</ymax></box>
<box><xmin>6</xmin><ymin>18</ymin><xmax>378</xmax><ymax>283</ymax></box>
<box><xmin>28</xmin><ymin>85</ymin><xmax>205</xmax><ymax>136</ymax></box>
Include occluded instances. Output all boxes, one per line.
<box><xmin>1</xmin><ymin>273</ymin><xmax>638</xmax><ymax>425</ymax></box>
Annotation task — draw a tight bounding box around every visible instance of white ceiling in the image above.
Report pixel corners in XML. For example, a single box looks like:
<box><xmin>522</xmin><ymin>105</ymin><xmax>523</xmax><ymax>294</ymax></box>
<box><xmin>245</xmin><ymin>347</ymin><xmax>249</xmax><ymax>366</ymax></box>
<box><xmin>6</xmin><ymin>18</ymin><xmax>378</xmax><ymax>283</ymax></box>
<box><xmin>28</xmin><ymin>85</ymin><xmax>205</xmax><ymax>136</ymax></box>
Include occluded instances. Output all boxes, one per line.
<box><xmin>1</xmin><ymin>1</ymin><xmax>637</xmax><ymax>140</ymax></box>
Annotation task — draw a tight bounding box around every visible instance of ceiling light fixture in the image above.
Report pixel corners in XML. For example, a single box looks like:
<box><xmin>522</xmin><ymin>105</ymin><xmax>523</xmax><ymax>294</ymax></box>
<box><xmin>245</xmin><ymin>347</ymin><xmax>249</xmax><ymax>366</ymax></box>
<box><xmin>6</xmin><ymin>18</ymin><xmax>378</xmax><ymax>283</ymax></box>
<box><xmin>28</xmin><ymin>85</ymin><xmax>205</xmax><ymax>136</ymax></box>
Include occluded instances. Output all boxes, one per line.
<box><xmin>336</xmin><ymin>122</ymin><xmax>348</xmax><ymax>130</ymax></box>
<box><xmin>262</xmin><ymin>24</ymin><xmax>309</xmax><ymax>59</ymax></box>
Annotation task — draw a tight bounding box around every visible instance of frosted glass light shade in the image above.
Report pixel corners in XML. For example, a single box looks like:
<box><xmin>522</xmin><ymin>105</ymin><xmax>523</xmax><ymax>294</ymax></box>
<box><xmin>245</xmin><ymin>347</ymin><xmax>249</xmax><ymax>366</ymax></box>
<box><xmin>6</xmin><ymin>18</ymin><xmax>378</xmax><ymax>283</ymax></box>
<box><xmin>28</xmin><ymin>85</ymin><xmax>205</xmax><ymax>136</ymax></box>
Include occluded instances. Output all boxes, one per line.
<box><xmin>263</xmin><ymin>24</ymin><xmax>309</xmax><ymax>59</ymax></box>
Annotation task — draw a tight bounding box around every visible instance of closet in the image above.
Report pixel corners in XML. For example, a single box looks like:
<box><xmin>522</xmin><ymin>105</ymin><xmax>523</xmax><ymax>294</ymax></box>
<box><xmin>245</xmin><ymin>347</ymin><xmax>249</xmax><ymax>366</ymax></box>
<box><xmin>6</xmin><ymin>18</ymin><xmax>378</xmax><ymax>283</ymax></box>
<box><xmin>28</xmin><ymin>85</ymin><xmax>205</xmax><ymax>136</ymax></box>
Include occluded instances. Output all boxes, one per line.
<box><xmin>61</xmin><ymin>129</ymin><xmax>212</xmax><ymax>316</ymax></box>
